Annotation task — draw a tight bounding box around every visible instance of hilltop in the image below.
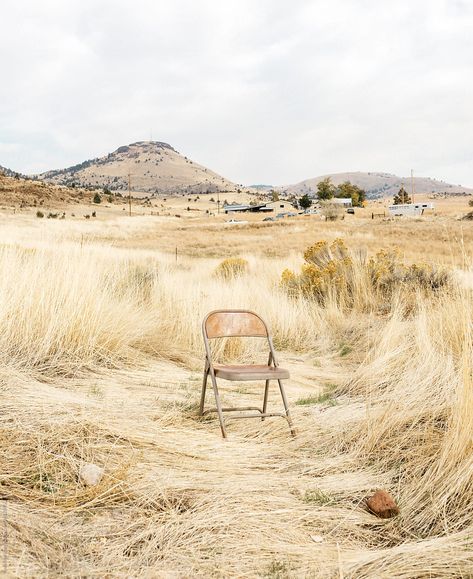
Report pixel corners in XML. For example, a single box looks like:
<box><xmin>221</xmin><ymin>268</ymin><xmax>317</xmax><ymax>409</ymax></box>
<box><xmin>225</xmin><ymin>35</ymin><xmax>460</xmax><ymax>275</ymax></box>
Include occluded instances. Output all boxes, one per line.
<box><xmin>282</xmin><ymin>171</ymin><xmax>473</xmax><ymax>199</ymax></box>
<box><xmin>39</xmin><ymin>141</ymin><xmax>238</xmax><ymax>195</ymax></box>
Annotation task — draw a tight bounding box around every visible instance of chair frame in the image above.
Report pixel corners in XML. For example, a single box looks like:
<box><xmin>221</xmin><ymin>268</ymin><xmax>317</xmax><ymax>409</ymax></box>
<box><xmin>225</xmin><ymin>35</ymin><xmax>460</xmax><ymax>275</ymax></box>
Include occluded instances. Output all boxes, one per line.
<box><xmin>199</xmin><ymin>309</ymin><xmax>296</xmax><ymax>438</ymax></box>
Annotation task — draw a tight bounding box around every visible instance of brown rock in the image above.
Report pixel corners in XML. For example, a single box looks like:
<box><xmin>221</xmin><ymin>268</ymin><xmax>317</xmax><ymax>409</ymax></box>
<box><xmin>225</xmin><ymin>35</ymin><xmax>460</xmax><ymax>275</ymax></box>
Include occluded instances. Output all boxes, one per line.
<box><xmin>366</xmin><ymin>490</ymin><xmax>399</xmax><ymax>518</ymax></box>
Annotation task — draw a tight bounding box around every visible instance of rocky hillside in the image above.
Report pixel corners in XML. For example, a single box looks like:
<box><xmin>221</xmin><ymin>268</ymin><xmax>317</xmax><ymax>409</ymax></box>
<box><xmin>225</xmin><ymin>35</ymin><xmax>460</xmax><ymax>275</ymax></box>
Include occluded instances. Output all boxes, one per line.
<box><xmin>0</xmin><ymin>164</ymin><xmax>24</xmax><ymax>179</ymax></box>
<box><xmin>39</xmin><ymin>141</ymin><xmax>237</xmax><ymax>195</ymax></box>
<box><xmin>0</xmin><ymin>170</ymin><xmax>82</xmax><ymax>208</ymax></box>
<box><xmin>283</xmin><ymin>171</ymin><xmax>473</xmax><ymax>199</ymax></box>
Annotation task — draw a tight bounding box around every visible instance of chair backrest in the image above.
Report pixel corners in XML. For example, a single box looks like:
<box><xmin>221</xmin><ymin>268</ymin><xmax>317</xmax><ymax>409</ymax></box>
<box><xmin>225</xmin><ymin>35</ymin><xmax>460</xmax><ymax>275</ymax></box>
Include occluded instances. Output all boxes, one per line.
<box><xmin>203</xmin><ymin>310</ymin><xmax>269</xmax><ymax>340</ymax></box>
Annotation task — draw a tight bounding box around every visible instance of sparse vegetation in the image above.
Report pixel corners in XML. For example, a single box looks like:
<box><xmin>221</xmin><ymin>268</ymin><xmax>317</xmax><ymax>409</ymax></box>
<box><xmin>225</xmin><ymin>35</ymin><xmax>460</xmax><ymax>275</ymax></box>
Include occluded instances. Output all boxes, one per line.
<box><xmin>302</xmin><ymin>489</ymin><xmax>334</xmax><ymax>505</ymax></box>
<box><xmin>295</xmin><ymin>392</ymin><xmax>334</xmax><ymax>405</ymax></box>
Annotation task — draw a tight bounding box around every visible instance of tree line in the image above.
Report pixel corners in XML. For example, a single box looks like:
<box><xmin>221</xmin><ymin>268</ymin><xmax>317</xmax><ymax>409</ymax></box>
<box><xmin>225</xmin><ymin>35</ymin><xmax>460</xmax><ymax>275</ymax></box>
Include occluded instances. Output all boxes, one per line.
<box><xmin>298</xmin><ymin>179</ymin><xmax>413</xmax><ymax>209</ymax></box>
<box><xmin>298</xmin><ymin>178</ymin><xmax>367</xmax><ymax>209</ymax></box>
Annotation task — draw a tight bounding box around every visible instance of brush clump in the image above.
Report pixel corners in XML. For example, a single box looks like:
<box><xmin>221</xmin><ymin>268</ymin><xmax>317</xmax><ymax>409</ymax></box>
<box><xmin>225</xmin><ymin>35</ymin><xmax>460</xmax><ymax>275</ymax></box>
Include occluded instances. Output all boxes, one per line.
<box><xmin>214</xmin><ymin>257</ymin><xmax>249</xmax><ymax>280</ymax></box>
<box><xmin>281</xmin><ymin>239</ymin><xmax>451</xmax><ymax>312</ymax></box>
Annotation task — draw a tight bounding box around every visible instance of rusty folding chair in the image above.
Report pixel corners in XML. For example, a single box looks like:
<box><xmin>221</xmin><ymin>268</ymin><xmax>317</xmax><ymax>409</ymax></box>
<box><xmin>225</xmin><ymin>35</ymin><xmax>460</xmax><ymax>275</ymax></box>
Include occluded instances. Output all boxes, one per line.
<box><xmin>199</xmin><ymin>309</ymin><xmax>296</xmax><ymax>438</ymax></box>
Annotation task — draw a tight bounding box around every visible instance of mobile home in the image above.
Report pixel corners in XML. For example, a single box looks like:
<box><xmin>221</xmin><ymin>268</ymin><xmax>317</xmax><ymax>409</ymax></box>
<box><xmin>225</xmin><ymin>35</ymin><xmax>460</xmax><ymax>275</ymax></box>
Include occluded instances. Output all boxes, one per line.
<box><xmin>388</xmin><ymin>203</ymin><xmax>434</xmax><ymax>217</ymax></box>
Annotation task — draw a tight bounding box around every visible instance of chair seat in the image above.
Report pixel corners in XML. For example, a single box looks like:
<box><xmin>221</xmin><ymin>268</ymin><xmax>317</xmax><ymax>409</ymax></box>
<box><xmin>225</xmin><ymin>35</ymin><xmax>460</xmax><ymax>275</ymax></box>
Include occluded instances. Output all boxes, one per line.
<box><xmin>213</xmin><ymin>364</ymin><xmax>290</xmax><ymax>381</ymax></box>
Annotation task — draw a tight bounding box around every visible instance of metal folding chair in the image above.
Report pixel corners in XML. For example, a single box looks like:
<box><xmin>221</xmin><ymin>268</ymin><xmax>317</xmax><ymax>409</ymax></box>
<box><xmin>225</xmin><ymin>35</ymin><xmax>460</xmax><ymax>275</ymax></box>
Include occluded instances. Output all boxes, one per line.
<box><xmin>199</xmin><ymin>309</ymin><xmax>296</xmax><ymax>438</ymax></box>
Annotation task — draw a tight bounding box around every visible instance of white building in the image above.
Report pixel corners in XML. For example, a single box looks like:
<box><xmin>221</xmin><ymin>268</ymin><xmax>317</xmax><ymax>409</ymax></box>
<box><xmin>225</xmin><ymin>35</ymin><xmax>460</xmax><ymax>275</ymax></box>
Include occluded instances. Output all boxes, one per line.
<box><xmin>223</xmin><ymin>200</ymin><xmax>296</xmax><ymax>214</ymax></box>
<box><xmin>328</xmin><ymin>197</ymin><xmax>352</xmax><ymax>207</ymax></box>
<box><xmin>388</xmin><ymin>203</ymin><xmax>434</xmax><ymax>217</ymax></box>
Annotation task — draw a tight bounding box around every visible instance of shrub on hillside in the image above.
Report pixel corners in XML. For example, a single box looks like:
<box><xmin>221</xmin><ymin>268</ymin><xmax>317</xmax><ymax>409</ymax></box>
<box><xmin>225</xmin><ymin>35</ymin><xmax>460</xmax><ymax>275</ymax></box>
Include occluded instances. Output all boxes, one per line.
<box><xmin>214</xmin><ymin>258</ymin><xmax>249</xmax><ymax>280</ymax></box>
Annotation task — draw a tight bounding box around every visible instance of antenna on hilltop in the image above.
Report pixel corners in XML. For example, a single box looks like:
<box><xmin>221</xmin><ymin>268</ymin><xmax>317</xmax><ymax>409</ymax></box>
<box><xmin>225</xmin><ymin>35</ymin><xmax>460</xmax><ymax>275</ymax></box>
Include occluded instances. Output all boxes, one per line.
<box><xmin>150</xmin><ymin>129</ymin><xmax>153</xmax><ymax>142</ymax></box>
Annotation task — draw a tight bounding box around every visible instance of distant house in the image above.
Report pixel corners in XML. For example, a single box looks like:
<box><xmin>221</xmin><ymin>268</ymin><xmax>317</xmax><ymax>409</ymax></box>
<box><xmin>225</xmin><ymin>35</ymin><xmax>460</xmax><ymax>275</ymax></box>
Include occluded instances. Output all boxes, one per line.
<box><xmin>223</xmin><ymin>200</ymin><xmax>295</xmax><ymax>214</ymax></box>
<box><xmin>261</xmin><ymin>200</ymin><xmax>296</xmax><ymax>212</ymax></box>
<box><xmin>388</xmin><ymin>203</ymin><xmax>434</xmax><ymax>217</ymax></box>
<box><xmin>328</xmin><ymin>197</ymin><xmax>352</xmax><ymax>207</ymax></box>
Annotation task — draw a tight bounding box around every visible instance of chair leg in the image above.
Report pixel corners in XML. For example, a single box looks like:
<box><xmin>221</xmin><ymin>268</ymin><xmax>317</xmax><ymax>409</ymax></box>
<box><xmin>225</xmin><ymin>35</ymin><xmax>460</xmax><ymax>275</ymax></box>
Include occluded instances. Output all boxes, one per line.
<box><xmin>277</xmin><ymin>380</ymin><xmax>296</xmax><ymax>436</ymax></box>
<box><xmin>262</xmin><ymin>380</ymin><xmax>270</xmax><ymax>421</ymax></box>
<box><xmin>199</xmin><ymin>367</ymin><xmax>209</xmax><ymax>416</ymax></box>
<box><xmin>210</xmin><ymin>374</ymin><xmax>227</xmax><ymax>439</ymax></box>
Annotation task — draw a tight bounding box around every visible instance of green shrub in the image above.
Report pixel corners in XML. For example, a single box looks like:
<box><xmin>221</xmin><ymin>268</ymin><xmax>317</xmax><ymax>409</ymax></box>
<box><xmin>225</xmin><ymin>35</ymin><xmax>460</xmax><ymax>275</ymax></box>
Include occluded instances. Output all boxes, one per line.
<box><xmin>302</xmin><ymin>489</ymin><xmax>334</xmax><ymax>505</ymax></box>
<box><xmin>36</xmin><ymin>211</ymin><xmax>44</xmax><ymax>218</ymax></box>
<box><xmin>295</xmin><ymin>392</ymin><xmax>334</xmax><ymax>406</ymax></box>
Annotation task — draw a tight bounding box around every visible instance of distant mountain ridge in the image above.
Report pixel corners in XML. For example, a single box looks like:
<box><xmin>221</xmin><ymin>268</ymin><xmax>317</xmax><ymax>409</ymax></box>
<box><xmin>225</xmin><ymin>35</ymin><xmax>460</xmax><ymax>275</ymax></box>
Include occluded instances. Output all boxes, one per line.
<box><xmin>282</xmin><ymin>171</ymin><xmax>473</xmax><ymax>199</ymax></box>
<box><xmin>38</xmin><ymin>141</ymin><xmax>237</xmax><ymax>194</ymax></box>
<box><xmin>4</xmin><ymin>150</ymin><xmax>473</xmax><ymax>200</ymax></box>
<box><xmin>0</xmin><ymin>164</ymin><xmax>24</xmax><ymax>178</ymax></box>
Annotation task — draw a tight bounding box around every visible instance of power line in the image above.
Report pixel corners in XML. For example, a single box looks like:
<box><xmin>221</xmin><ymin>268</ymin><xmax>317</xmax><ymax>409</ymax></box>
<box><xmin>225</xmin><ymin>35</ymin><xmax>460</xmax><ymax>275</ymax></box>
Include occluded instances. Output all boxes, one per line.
<box><xmin>128</xmin><ymin>171</ymin><xmax>132</xmax><ymax>216</ymax></box>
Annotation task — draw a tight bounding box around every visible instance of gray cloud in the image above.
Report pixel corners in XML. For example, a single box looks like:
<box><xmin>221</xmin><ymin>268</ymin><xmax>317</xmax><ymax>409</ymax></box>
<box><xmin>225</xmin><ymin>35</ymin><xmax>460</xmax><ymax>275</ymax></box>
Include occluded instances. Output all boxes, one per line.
<box><xmin>1</xmin><ymin>0</ymin><xmax>472</xmax><ymax>186</ymax></box>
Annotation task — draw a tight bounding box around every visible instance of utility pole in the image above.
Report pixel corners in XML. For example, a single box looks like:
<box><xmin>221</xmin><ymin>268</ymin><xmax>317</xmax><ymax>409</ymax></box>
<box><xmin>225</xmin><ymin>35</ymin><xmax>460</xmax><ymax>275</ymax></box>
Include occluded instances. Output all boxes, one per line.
<box><xmin>411</xmin><ymin>169</ymin><xmax>415</xmax><ymax>204</ymax></box>
<box><xmin>217</xmin><ymin>190</ymin><xmax>220</xmax><ymax>214</ymax></box>
<box><xmin>128</xmin><ymin>172</ymin><xmax>132</xmax><ymax>216</ymax></box>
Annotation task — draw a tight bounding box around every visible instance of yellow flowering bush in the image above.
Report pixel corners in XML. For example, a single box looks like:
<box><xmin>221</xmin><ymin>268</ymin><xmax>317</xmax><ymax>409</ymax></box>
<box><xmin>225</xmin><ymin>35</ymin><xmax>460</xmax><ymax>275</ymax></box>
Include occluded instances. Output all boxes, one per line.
<box><xmin>282</xmin><ymin>240</ymin><xmax>354</xmax><ymax>300</ymax></box>
<box><xmin>282</xmin><ymin>239</ymin><xmax>451</xmax><ymax>309</ymax></box>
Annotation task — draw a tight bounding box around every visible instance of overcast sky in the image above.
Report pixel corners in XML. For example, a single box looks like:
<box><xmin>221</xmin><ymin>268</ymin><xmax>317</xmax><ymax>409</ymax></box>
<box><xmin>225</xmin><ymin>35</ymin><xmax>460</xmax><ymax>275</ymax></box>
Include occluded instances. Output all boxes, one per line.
<box><xmin>1</xmin><ymin>0</ymin><xmax>472</xmax><ymax>186</ymax></box>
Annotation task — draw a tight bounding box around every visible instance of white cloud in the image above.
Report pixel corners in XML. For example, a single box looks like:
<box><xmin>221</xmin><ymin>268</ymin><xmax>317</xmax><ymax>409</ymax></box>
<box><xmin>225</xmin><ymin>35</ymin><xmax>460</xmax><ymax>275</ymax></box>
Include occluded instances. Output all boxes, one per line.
<box><xmin>1</xmin><ymin>0</ymin><xmax>472</xmax><ymax>185</ymax></box>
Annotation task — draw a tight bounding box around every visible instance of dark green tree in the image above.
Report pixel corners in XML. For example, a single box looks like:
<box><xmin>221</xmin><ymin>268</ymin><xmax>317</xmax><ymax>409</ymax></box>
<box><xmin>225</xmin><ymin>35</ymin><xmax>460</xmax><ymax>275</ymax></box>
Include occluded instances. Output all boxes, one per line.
<box><xmin>93</xmin><ymin>192</ymin><xmax>102</xmax><ymax>204</ymax></box>
<box><xmin>316</xmin><ymin>177</ymin><xmax>335</xmax><ymax>200</ymax></box>
<box><xmin>299</xmin><ymin>193</ymin><xmax>313</xmax><ymax>210</ymax></box>
<box><xmin>393</xmin><ymin>187</ymin><xmax>411</xmax><ymax>205</ymax></box>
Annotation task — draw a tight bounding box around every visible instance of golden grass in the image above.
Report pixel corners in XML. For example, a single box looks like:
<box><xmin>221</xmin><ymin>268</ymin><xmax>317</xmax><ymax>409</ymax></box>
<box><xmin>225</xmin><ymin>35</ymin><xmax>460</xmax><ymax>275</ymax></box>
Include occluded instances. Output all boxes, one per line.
<box><xmin>1</xmin><ymin>211</ymin><xmax>473</xmax><ymax>577</ymax></box>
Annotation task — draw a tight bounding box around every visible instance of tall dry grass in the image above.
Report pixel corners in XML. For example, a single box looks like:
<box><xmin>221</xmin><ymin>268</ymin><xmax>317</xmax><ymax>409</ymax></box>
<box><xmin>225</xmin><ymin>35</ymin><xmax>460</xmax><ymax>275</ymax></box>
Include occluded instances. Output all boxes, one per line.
<box><xmin>1</xmin><ymin>221</ymin><xmax>473</xmax><ymax>576</ymax></box>
<box><xmin>0</xmin><ymin>241</ymin><xmax>331</xmax><ymax>375</ymax></box>
<box><xmin>340</xmin><ymin>289</ymin><xmax>473</xmax><ymax>540</ymax></box>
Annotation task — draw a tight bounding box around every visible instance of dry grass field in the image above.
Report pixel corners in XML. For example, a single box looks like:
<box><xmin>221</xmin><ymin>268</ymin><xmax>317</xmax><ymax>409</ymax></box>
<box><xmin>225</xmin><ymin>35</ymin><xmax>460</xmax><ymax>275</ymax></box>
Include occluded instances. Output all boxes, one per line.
<box><xmin>1</xmin><ymin>199</ymin><xmax>473</xmax><ymax>577</ymax></box>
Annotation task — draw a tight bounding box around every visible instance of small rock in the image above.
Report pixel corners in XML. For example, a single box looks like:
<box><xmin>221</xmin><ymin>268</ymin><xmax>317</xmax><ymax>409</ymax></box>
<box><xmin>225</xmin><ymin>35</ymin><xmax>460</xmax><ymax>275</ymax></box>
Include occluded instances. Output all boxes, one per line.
<box><xmin>366</xmin><ymin>489</ymin><xmax>399</xmax><ymax>518</ymax></box>
<box><xmin>79</xmin><ymin>463</ymin><xmax>104</xmax><ymax>487</ymax></box>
